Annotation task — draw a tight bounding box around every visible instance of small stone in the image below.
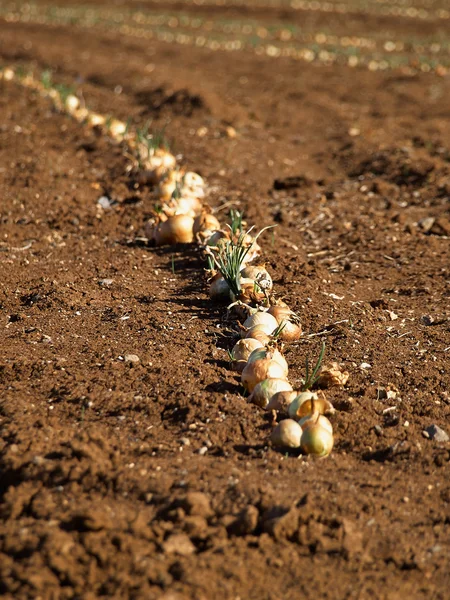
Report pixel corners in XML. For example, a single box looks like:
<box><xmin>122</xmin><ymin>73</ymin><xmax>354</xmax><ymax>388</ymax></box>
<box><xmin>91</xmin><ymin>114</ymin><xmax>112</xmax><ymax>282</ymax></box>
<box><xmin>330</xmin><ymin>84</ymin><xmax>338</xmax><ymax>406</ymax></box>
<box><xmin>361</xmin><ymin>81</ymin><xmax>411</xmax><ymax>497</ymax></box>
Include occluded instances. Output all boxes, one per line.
<box><xmin>423</xmin><ymin>425</ymin><xmax>449</xmax><ymax>443</ymax></box>
<box><xmin>360</xmin><ymin>362</ymin><xmax>372</xmax><ymax>370</ymax></box>
<box><xmin>97</xmin><ymin>196</ymin><xmax>113</xmax><ymax>210</ymax></box>
<box><xmin>374</xmin><ymin>425</ymin><xmax>383</xmax><ymax>436</ymax></box>
<box><xmin>198</xmin><ymin>446</ymin><xmax>208</xmax><ymax>456</ymax></box>
<box><xmin>162</xmin><ymin>533</ymin><xmax>195</xmax><ymax>556</ymax></box>
<box><xmin>180</xmin><ymin>437</ymin><xmax>190</xmax><ymax>446</ymax></box>
<box><xmin>124</xmin><ymin>354</ymin><xmax>140</xmax><ymax>364</ymax></box>
<box><xmin>226</xmin><ymin>125</ymin><xmax>237</xmax><ymax>138</ymax></box>
<box><xmin>98</xmin><ymin>278</ymin><xmax>114</xmax><ymax>287</ymax></box>
<box><xmin>420</xmin><ymin>315</ymin><xmax>434</xmax><ymax>326</ymax></box>
<box><xmin>418</xmin><ymin>217</ymin><xmax>435</xmax><ymax>232</ymax></box>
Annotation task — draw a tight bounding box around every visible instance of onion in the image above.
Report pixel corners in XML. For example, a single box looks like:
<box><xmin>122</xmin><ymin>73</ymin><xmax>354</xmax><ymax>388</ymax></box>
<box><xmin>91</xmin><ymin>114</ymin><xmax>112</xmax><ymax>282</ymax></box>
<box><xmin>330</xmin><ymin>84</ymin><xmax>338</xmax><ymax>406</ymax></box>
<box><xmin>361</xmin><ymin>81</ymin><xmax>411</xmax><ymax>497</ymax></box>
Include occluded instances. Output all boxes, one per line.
<box><xmin>300</xmin><ymin>422</ymin><xmax>334</xmax><ymax>457</ymax></box>
<box><xmin>298</xmin><ymin>413</ymin><xmax>333</xmax><ymax>435</ymax></box>
<box><xmin>88</xmin><ymin>112</ymin><xmax>106</xmax><ymax>127</ymax></box>
<box><xmin>144</xmin><ymin>149</ymin><xmax>176</xmax><ymax>171</ymax></box>
<box><xmin>231</xmin><ymin>338</ymin><xmax>263</xmax><ymax>373</ymax></box>
<box><xmin>172</xmin><ymin>196</ymin><xmax>203</xmax><ymax>218</ymax></box>
<box><xmin>247</xmin><ymin>347</ymin><xmax>288</xmax><ymax>377</ymax></box>
<box><xmin>248</xmin><ymin>378</ymin><xmax>293</xmax><ymax>408</ymax></box>
<box><xmin>288</xmin><ymin>393</ymin><xmax>334</xmax><ymax>419</ymax></box>
<box><xmin>209</xmin><ymin>275</ymin><xmax>231</xmax><ymax>302</ymax></box>
<box><xmin>271</xmin><ymin>419</ymin><xmax>302</xmax><ymax>449</ymax></box>
<box><xmin>109</xmin><ymin>119</ymin><xmax>127</xmax><ymax>139</ymax></box>
<box><xmin>65</xmin><ymin>94</ymin><xmax>80</xmax><ymax>114</ymax></box>
<box><xmin>148</xmin><ymin>215</ymin><xmax>194</xmax><ymax>245</ymax></box>
<box><xmin>266</xmin><ymin>390</ymin><xmax>299</xmax><ymax>414</ymax></box>
<box><xmin>184</xmin><ymin>171</ymin><xmax>205</xmax><ymax>189</ymax></box>
<box><xmin>240</xmin><ymin>265</ymin><xmax>273</xmax><ymax>292</ymax></box>
<box><xmin>206</xmin><ymin>230</ymin><xmax>229</xmax><ymax>247</ymax></box>
<box><xmin>268</xmin><ymin>305</ymin><xmax>302</xmax><ymax>342</ymax></box>
<box><xmin>193</xmin><ymin>212</ymin><xmax>221</xmax><ymax>235</ymax></box>
<box><xmin>242</xmin><ymin>312</ymin><xmax>278</xmax><ymax>336</ymax></box>
<box><xmin>245</xmin><ymin>326</ymin><xmax>272</xmax><ymax>345</ymax></box>
<box><xmin>73</xmin><ymin>107</ymin><xmax>89</xmax><ymax>123</ymax></box>
<box><xmin>242</xmin><ymin>359</ymin><xmax>288</xmax><ymax>392</ymax></box>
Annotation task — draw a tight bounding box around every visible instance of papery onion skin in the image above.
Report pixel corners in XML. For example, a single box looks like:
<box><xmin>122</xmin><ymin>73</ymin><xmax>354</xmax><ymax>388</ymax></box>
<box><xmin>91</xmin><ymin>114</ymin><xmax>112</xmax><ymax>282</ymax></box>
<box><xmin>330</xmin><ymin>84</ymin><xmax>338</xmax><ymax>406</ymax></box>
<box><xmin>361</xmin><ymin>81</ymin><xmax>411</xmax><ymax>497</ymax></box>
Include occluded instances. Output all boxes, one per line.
<box><xmin>248</xmin><ymin>378</ymin><xmax>293</xmax><ymax>408</ymax></box>
<box><xmin>247</xmin><ymin>347</ymin><xmax>288</xmax><ymax>377</ymax></box>
<box><xmin>271</xmin><ymin>419</ymin><xmax>302</xmax><ymax>449</ymax></box>
<box><xmin>242</xmin><ymin>359</ymin><xmax>288</xmax><ymax>392</ymax></box>
<box><xmin>266</xmin><ymin>390</ymin><xmax>299</xmax><ymax>414</ymax></box>
<box><xmin>300</xmin><ymin>424</ymin><xmax>334</xmax><ymax>457</ymax></box>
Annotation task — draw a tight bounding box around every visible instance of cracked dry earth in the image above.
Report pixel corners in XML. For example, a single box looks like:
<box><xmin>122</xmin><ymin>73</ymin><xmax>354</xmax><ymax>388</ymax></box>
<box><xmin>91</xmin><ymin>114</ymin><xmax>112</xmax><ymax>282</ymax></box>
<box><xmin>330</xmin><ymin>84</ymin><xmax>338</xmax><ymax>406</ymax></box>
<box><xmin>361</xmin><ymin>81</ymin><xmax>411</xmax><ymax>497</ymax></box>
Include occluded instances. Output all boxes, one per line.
<box><xmin>0</xmin><ymin>4</ymin><xmax>450</xmax><ymax>599</ymax></box>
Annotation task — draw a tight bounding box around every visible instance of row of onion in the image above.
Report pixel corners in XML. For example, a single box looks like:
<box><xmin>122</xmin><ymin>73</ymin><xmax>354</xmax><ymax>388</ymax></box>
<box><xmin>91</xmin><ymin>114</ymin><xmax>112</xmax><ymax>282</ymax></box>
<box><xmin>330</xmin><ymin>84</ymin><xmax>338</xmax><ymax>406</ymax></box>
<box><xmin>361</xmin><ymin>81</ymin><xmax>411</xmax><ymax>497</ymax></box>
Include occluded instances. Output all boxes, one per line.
<box><xmin>1</xmin><ymin>65</ymin><xmax>350</xmax><ymax>458</ymax></box>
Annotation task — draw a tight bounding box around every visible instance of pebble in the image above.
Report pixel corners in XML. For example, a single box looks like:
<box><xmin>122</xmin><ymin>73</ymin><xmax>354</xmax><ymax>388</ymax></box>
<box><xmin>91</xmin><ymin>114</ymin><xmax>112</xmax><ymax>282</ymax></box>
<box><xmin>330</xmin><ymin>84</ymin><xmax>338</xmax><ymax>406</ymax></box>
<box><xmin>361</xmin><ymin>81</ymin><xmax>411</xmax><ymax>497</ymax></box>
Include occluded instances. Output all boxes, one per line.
<box><xmin>97</xmin><ymin>196</ymin><xmax>114</xmax><ymax>210</ymax></box>
<box><xmin>180</xmin><ymin>437</ymin><xmax>190</xmax><ymax>446</ymax></box>
<box><xmin>162</xmin><ymin>533</ymin><xmax>195</xmax><ymax>556</ymax></box>
<box><xmin>124</xmin><ymin>354</ymin><xmax>140</xmax><ymax>364</ymax></box>
<box><xmin>98</xmin><ymin>278</ymin><xmax>114</xmax><ymax>287</ymax></box>
<box><xmin>198</xmin><ymin>446</ymin><xmax>208</xmax><ymax>456</ymax></box>
<box><xmin>423</xmin><ymin>424</ymin><xmax>449</xmax><ymax>443</ymax></box>
<box><xmin>418</xmin><ymin>217</ymin><xmax>435</xmax><ymax>232</ymax></box>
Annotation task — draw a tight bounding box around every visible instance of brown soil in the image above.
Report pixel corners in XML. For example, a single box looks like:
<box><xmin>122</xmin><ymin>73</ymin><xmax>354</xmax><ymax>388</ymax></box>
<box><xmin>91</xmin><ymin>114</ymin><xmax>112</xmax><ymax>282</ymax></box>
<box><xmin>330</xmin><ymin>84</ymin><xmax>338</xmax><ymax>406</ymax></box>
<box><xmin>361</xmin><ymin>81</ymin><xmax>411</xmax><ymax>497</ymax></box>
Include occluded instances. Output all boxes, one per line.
<box><xmin>1</xmin><ymin>3</ymin><xmax>450</xmax><ymax>599</ymax></box>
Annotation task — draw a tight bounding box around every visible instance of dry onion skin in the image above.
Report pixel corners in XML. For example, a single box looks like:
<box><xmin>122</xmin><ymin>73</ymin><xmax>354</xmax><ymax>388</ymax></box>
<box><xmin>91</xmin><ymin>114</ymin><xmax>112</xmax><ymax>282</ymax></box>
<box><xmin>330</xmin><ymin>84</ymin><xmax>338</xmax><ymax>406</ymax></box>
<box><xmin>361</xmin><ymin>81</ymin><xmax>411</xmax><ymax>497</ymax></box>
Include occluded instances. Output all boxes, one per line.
<box><xmin>241</xmin><ymin>358</ymin><xmax>288</xmax><ymax>393</ymax></box>
<box><xmin>248</xmin><ymin>378</ymin><xmax>293</xmax><ymax>408</ymax></box>
<box><xmin>271</xmin><ymin>419</ymin><xmax>302</xmax><ymax>449</ymax></box>
<box><xmin>230</xmin><ymin>338</ymin><xmax>263</xmax><ymax>373</ymax></box>
<box><xmin>316</xmin><ymin>362</ymin><xmax>350</xmax><ymax>388</ymax></box>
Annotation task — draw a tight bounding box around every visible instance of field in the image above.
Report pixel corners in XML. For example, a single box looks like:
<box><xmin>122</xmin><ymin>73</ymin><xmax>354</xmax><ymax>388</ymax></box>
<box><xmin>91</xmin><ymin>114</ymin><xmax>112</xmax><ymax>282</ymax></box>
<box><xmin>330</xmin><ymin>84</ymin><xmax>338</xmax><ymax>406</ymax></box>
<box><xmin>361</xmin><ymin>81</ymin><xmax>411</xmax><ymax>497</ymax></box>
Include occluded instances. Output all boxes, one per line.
<box><xmin>0</xmin><ymin>0</ymin><xmax>449</xmax><ymax>598</ymax></box>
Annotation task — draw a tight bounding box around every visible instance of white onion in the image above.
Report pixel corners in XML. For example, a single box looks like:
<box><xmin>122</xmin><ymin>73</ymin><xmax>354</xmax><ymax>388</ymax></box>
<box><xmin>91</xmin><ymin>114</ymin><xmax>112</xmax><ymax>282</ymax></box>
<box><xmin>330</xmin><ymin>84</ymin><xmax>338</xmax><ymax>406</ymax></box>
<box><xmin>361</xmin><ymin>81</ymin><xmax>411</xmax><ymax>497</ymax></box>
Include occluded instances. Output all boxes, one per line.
<box><xmin>242</xmin><ymin>359</ymin><xmax>288</xmax><ymax>392</ymax></box>
<box><xmin>248</xmin><ymin>378</ymin><xmax>293</xmax><ymax>408</ymax></box>
<box><xmin>271</xmin><ymin>419</ymin><xmax>302</xmax><ymax>449</ymax></box>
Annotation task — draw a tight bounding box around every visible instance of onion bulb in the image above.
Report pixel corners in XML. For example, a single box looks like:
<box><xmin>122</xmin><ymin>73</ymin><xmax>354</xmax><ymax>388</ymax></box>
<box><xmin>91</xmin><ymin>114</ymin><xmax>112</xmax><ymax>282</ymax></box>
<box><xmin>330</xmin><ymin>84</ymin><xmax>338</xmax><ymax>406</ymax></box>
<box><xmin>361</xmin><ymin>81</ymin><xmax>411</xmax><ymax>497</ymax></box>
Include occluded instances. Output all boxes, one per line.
<box><xmin>300</xmin><ymin>416</ymin><xmax>334</xmax><ymax>457</ymax></box>
<box><xmin>271</xmin><ymin>419</ymin><xmax>302</xmax><ymax>449</ymax></box>
<box><xmin>193</xmin><ymin>212</ymin><xmax>221</xmax><ymax>235</ymax></box>
<box><xmin>240</xmin><ymin>265</ymin><xmax>273</xmax><ymax>292</ymax></box>
<box><xmin>242</xmin><ymin>358</ymin><xmax>288</xmax><ymax>392</ymax></box>
<box><xmin>109</xmin><ymin>119</ymin><xmax>127</xmax><ymax>139</ymax></box>
<box><xmin>230</xmin><ymin>338</ymin><xmax>263</xmax><ymax>373</ymax></box>
<box><xmin>245</xmin><ymin>326</ymin><xmax>272</xmax><ymax>345</ymax></box>
<box><xmin>267</xmin><ymin>305</ymin><xmax>302</xmax><ymax>342</ymax></box>
<box><xmin>65</xmin><ymin>94</ymin><xmax>80</xmax><ymax>114</ymax></box>
<box><xmin>242</xmin><ymin>312</ymin><xmax>278</xmax><ymax>337</ymax></box>
<box><xmin>209</xmin><ymin>274</ymin><xmax>231</xmax><ymax>302</ymax></box>
<box><xmin>147</xmin><ymin>215</ymin><xmax>194</xmax><ymax>245</ymax></box>
<box><xmin>288</xmin><ymin>392</ymin><xmax>334</xmax><ymax>420</ymax></box>
<box><xmin>266</xmin><ymin>390</ymin><xmax>299</xmax><ymax>414</ymax></box>
<box><xmin>88</xmin><ymin>112</ymin><xmax>106</xmax><ymax>128</ymax></box>
<box><xmin>247</xmin><ymin>347</ymin><xmax>288</xmax><ymax>377</ymax></box>
<box><xmin>248</xmin><ymin>378</ymin><xmax>293</xmax><ymax>408</ymax></box>
<box><xmin>298</xmin><ymin>412</ymin><xmax>333</xmax><ymax>435</ymax></box>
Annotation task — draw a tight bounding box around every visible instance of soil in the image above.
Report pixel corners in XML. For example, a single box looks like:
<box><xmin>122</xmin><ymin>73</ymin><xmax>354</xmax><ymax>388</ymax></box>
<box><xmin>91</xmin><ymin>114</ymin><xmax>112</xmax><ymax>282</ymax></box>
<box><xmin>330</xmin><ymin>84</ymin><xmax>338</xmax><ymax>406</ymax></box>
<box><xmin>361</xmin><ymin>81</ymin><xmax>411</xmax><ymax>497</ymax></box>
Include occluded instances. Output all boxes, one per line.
<box><xmin>0</xmin><ymin>2</ymin><xmax>450</xmax><ymax>599</ymax></box>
